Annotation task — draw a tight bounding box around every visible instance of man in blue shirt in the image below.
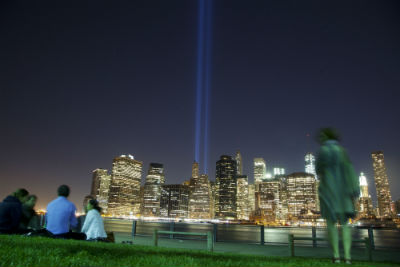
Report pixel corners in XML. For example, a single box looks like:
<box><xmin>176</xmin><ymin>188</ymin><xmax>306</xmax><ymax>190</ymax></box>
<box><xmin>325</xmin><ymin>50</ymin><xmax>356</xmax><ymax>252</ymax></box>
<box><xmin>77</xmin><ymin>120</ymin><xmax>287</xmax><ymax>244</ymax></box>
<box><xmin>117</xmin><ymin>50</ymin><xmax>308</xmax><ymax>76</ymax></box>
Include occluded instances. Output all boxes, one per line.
<box><xmin>46</xmin><ymin>185</ymin><xmax>85</xmax><ymax>240</ymax></box>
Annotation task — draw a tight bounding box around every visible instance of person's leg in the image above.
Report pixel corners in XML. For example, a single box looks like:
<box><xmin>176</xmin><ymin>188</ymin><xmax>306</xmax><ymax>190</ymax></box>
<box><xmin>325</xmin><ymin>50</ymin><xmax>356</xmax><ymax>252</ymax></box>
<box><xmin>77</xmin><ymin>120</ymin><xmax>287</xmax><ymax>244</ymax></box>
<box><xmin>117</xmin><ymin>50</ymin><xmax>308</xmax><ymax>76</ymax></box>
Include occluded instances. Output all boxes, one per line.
<box><xmin>342</xmin><ymin>222</ymin><xmax>352</xmax><ymax>262</ymax></box>
<box><xmin>326</xmin><ymin>219</ymin><xmax>340</xmax><ymax>260</ymax></box>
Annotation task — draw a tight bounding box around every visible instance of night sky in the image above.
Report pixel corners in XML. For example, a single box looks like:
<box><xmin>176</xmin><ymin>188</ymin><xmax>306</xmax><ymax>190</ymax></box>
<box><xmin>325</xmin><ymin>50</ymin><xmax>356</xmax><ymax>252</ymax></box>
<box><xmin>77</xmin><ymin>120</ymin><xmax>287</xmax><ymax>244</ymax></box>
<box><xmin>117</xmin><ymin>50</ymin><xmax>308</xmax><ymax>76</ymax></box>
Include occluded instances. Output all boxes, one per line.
<box><xmin>1</xmin><ymin>1</ymin><xmax>399</xmax><ymax>212</ymax></box>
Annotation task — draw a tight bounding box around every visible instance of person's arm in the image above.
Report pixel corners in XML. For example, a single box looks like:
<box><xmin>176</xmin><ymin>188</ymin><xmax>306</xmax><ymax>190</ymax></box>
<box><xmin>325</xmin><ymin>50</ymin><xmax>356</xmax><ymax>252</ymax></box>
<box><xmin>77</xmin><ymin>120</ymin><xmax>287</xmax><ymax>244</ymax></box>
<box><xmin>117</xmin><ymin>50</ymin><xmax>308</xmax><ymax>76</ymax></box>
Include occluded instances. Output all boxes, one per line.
<box><xmin>70</xmin><ymin>205</ymin><xmax>78</xmax><ymax>229</ymax></box>
<box><xmin>81</xmin><ymin>211</ymin><xmax>93</xmax><ymax>233</ymax></box>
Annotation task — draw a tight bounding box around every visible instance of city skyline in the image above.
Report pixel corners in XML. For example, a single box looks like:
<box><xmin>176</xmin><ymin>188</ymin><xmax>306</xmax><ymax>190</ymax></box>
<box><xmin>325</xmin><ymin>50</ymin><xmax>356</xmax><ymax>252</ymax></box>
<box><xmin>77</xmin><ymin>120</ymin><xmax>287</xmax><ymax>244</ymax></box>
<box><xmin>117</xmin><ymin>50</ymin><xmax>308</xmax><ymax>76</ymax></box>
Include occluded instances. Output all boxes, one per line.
<box><xmin>1</xmin><ymin>1</ymin><xmax>400</xmax><ymax>211</ymax></box>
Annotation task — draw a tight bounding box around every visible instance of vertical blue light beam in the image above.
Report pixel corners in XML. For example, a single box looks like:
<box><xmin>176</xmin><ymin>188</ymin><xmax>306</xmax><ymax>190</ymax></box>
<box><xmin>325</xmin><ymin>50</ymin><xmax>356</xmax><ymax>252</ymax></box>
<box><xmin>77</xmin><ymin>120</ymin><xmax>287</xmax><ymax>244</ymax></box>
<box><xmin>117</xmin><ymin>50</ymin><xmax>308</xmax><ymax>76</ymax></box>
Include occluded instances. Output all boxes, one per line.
<box><xmin>203</xmin><ymin>0</ymin><xmax>212</xmax><ymax>174</ymax></box>
<box><xmin>194</xmin><ymin>0</ymin><xmax>206</xmax><ymax>163</ymax></box>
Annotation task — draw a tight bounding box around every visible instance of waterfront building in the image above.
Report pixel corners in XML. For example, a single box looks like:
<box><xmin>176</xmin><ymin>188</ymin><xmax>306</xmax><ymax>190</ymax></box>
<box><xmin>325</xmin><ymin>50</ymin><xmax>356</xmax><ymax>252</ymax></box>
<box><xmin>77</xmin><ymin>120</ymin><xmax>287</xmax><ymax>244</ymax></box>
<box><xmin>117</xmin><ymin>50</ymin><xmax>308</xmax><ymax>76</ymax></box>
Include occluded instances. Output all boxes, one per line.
<box><xmin>372</xmin><ymin>151</ymin><xmax>393</xmax><ymax>218</ymax></box>
<box><xmin>215</xmin><ymin>155</ymin><xmax>237</xmax><ymax>220</ymax></box>
<box><xmin>258</xmin><ymin>178</ymin><xmax>282</xmax><ymax>223</ymax></box>
<box><xmin>108</xmin><ymin>155</ymin><xmax>143</xmax><ymax>216</ymax></box>
<box><xmin>286</xmin><ymin>172</ymin><xmax>317</xmax><ymax>221</ymax></box>
<box><xmin>236</xmin><ymin>175</ymin><xmax>250</xmax><ymax>220</ymax></box>
<box><xmin>188</xmin><ymin>162</ymin><xmax>212</xmax><ymax>219</ymax></box>
<box><xmin>357</xmin><ymin>172</ymin><xmax>374</xmax><ymax>218</ymax></box>
<box><xmin>248</xmin><ymin>183</ymin><xmax>256</xmax><ymax>213</ymax></box>
<box><xmin>142</xmin><ymin>163</ymin><xmax>165</xmax><ymax>217</ymax></box>
<box><xmin>235</xmin><ymin>151</ymin><xmax>243</xmax><ymax>175</ymax></box>
<box><xmin>91</xmin><ymin>169</ymin><xmax>111</xmax><ymax>212</ymax></box>
<box><xmin>160</xmin><ymin>184</ymin><xmax>189</xmax><ymax>218</ymax></box>
<box><xmin>254</xmin><ymin>158</ymin><xmax>266</xmax><ymax>191</ymax></box>
<box><xmin>305</xmin><ymin>153</ymin><xmax>317</xmax><ymax>179</ymax></box>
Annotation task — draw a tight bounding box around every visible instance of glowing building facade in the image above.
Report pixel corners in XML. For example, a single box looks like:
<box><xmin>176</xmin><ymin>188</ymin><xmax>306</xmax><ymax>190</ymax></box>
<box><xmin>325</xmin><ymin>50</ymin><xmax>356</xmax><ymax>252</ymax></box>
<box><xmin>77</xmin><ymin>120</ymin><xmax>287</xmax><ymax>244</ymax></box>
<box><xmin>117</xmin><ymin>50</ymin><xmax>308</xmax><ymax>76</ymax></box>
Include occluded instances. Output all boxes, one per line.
<box><xmin>286</xmin><ymin>172</ymin><xmax>317</xmax><ymax>220</ymax></box>
<box><xmin>108</xmin><ymin>155</ymin><xmax>143</xmax><ymax>216</ymax></box>
<box><xmin>215</xmin><ymin>155</ymin><xmax>237</xmax><ymax>219</ymax></box>
<box><xmin>236</xmin><ymin>175</ymin><xmax>250</xmax><ymax>220</ymax></box>
<box><xmin>91</xmin><ymin>169</ymin><xmax>111</xmax><ymax>213</ymax></box>
<box><xmin>372</xmin><ymin>151</ymin><xmax>393</xmax><ymax>218</ymax></box>
<box><xmin>160</xmin><ymin>184</ymin><xmax>189</xmax><ymax>218</ymax></box>
<box><xmin>188</xmin><ymin>162</ymin><xmax>212</xmax><ymax>219</ymax></box>
<box><xmin>235</xmin><ymin>151</ymin><xmax>243</xmax><ymax>175</ymax></box>
<box><xmin>305</xmin><ymin>153</ymin><xmax>317</xmax><ymax>179</ymax></box>
<box><xmin>357</xmin><ymin>172</ymin><xmax>373</xmax><ymax>218</ymax></box>
<box><xmin>254</xmin><ymin>158</ymin><xmax>266</xmax><ymax>190</ymax></box>
<box><xmin>142</xmin><ymin>163</ymin><xmax>165</xmax><ymax>217</ymax></box>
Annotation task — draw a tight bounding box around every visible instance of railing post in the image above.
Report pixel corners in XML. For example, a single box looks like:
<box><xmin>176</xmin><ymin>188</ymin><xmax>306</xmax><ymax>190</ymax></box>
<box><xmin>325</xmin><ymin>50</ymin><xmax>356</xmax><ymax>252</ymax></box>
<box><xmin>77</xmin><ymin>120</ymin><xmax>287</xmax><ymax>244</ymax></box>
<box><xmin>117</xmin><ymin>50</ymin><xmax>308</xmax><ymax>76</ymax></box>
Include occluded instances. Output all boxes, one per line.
<box><xmin>131</xmin><ymin>220</ymin><xmax>137</xmax><ymax>239</ymax></box>
<box><xmin>365</xmin><ymin>237</ymin><xmax>372</xmax><ymax>261</ymax></box>
<box><xmin>260</xmin><ymin>225</ymin><xmax>265</xmax><ymax>245</ymax></box>
<box><xmin>213</xmin><ymin>224</ymin><xmax>218</xmax><ymax>243</ymax></box>
<box><xmin>368</xmin><ymin>227</ymin><xmax>375</xmax><ymax>250</ymax></box>
<box><xmin>288</xmin><ymin>234</ymin><xmax>294</xmax><ymax>257</ymax></box>
<box><xmin>312</xmin><ymin>226</ymin><xmax>317</xmax><ymax>247</ymax></box>
<box><xmin>169</xmin><ymin>221</ymin><xmax>174</xmax><ymax>239</ymax></box>
<box><xmin>153</xmin><ymin>229</ymin><xmax>158</xmax><ymax>247</ymax></box>
<box><xmin>207</xmin><ymin>231</ymin><xmax>214</xmax><ymax>252</ymax></box>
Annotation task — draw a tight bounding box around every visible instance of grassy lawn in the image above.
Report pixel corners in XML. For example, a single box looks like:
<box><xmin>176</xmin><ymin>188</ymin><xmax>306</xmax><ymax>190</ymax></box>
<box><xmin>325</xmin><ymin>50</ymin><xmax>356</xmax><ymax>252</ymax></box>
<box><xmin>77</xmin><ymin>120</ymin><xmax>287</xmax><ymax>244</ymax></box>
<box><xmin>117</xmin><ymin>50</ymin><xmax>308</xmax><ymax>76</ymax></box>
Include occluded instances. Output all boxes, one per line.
<box><xmin>0</xmin><ymin>235</ymin><xmax>398</xmax><ymax>267</ymax></box>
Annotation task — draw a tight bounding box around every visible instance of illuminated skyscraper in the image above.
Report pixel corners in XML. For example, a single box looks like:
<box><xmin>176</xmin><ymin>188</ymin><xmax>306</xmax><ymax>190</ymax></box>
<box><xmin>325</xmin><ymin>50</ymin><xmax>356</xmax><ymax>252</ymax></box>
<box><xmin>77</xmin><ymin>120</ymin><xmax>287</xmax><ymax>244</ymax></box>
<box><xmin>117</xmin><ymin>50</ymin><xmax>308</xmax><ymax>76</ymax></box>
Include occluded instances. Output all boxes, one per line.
<box><xmin>273</xmin><ymin>167</ymin><xmax>285</xmax><ymax>176</ymax></box>
<box><xmin>258</xmin><ymin>178</ymin><xmax>282</xmax><ymax>222</ymax></box>
<box><xmin>371</xmin><ymin>151</ymin><xmax>393</xmax><ymax>218</ymax></box>
<box><xmin>215</xmin><ymin>155</ymin><xmax>237</xmax><ymax>220</ymax></box>
<box><xmin>254</xmin><ymin>158</ymin><xmax>266</xmax><ymax>190</ymax></box>
<box><xmin>142</xmin><ymin>163</ymin><xmax>165</xmax><ymax>217</ymax></box>
<box><xmin>286</xmin><ymin>172</ymin><xmax>317</xmax><ymax>220</ymax></box>
<box><xmin>357</xmin><ymin>172</ymin><xmax>373</xmax><ymax>218</ymax></box>
<box><xmin>235</xmin><ymin>151</ymin><xmax>243</xmax><ymax>175</ymax></box>
<box><xmin>236</xmin><ymin>175</ymin><xmax>249</xmax><ymax>220</ymax></box>
<box><xmin>91</xmin><ymin>169</ymin><xmax>111</xmax><ymax>213</ymax></box>
<box><xmin>305</xmin><ymin>153</ymin><xmax>317</xmax><ymax>179</ymax></box>
<box><xmin>108</xmin><ymin>155</ymin><xmax>143</xmax><ymax>216</ymax></box>
<box><xmin>188</xmin><ymin>162</ymin><xmax>212</xmax><ymax>219</ymax></box>
<box><xmin>160</xmin><ymin>184</ymin><xmax>189</xmax><ymax>218</ymax></box>
<box><xmin>248</xmin><ymin>184</ymin><xmax>256</xmax><ymax>213</ymax></box>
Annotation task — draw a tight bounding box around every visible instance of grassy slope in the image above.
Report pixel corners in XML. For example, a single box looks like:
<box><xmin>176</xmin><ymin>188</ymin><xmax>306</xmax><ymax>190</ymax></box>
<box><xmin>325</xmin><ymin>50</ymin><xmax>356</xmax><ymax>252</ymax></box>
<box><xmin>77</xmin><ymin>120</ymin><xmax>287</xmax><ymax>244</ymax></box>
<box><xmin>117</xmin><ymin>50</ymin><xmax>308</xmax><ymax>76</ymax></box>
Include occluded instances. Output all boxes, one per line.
<box><xmin>0</xmin><ymin>235</ymin><xmax>398</xmax><ymax>267</ymax></box>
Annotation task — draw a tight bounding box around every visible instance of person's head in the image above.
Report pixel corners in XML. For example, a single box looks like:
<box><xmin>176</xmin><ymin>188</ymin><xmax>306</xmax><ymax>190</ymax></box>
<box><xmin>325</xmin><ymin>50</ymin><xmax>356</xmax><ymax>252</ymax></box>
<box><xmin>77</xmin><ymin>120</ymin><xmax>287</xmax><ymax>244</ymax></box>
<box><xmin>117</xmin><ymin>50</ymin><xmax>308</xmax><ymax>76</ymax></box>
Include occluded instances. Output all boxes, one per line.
<box><xmin>25</xmin><ymin>195</ymin><xmax>37</xmax><ymax>208</ymax></box>
<box><xmin>83</xmin><ymin>195</ymin><xmax>94</xmax><ymax>213</ymax></box>
<box><xmin>317</xmin><ymin>127</ymin><xmax>340</xmax><ymax>144</ymax></box>
<box><xmin>57</xmin><ymin>185</ymin><xmax>70</xmax><ymax>197</ymax></box>
<box><xmin>86</xmin><ymin>199</ymin><xmax>102</xmax><ymax>213</ymax></box>
<box><xmin>12</xmin><ymin>188</ymin><xmax>29</xmax><ymax>203</ymax></box>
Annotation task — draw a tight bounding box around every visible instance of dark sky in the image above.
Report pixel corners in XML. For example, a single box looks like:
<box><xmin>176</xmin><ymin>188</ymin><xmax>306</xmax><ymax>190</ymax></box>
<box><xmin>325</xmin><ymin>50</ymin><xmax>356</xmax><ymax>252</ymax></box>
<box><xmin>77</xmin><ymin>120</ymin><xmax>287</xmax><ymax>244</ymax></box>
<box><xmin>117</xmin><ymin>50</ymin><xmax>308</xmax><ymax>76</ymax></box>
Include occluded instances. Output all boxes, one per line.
<box><xmin>1</xmin><ymin>1</ymin><xmax>399</xmax><ymax>212</ymax></box>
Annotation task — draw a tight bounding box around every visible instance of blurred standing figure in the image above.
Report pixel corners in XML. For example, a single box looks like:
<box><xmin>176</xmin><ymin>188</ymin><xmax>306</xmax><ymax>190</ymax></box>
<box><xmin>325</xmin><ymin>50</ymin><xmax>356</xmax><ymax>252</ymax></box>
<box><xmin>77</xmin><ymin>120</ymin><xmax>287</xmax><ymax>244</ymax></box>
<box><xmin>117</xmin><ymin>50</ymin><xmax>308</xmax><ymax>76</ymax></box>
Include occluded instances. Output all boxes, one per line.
<box><xmin>316</xmin><ymin>128</ymin><xmax>360</xmax><ymax>264</ymax></box>
<box><xmin>20</xmin><ymin>195</ymin><xmax>40</xmax><ymax>230</ymax></box>
<box><xmin>0</xmin><ymin>189</ymin><xmax>29</xmax><ymax>234</ymax></box>
<box><xmin>81</xmin><ymin>199</ymin><xmax>107</xmax><ymax>241</ymax></box>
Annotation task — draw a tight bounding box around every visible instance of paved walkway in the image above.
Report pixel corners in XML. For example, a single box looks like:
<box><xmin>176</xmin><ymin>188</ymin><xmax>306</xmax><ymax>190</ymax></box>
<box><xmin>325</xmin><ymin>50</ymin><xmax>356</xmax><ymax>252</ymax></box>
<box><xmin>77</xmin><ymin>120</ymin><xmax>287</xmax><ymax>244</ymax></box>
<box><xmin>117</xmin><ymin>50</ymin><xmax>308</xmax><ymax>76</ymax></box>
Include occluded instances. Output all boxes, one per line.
<box><xmin>114</xmin><ymin>232</ymin><xmax>400</xmax><ymax>264</ymax></box>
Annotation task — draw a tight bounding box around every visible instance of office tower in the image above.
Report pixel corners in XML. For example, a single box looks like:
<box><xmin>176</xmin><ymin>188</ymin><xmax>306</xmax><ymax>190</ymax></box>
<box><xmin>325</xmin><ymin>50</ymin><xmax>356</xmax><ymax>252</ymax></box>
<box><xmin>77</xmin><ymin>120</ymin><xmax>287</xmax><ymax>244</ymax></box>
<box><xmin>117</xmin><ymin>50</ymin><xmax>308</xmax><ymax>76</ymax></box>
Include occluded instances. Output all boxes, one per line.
<box><xmin>273</xmin><ymin>167</ymin><xmax>285</xmax><ymax>176</ymax></box>
<box><xmin>235</xmin><ymin>151</ymin><xmax>243</xmax><ymax>175</ymax></box>
<box><xmin>236</xmin><ymin>175</ymin><xmax>250</xmax><ymax>220</ymax></box>
<box><xmin>189</xmin><ymin>174</ymin><xmax>212</xmax><ymax>219</ymax></box>
<box><xmin>305</xmin><ymin>153</ymin><xmax>317</xmax><ymax>179</ymax></box>
<box><xmin>215</xmin><ymin>155</ymin><xmax>237</xmax><ymax>220</ymax></box>
<box><xmin>248</xmin><ymin>184</ymin><xmax>256</xmax><ymax>212</ymax></box>
<box><xmin>254</xmin><ymin>158</ymin><xmax>266</xmax><ymax>190</ymax></box>
<box><xmin>142</xmin><ymin>163</ymin><xmax>165</xmax><ymax>217</ymax></box>
<box><xmin>372</xmin><ymin>151</ymin><xmax>393</xmax><ymax>218</ymax></box>
<box><xmin>91</xmin><ymin>169</ymin><xmax>111</xmax><ymax>212</ymax></box>
<box><xmin>258</xmin><ymin>178</ymin><xmax>282</xmax><ymax>223</ymax></box>
<box><xmin>108</xmin><ymin>155</ymin><xmax>143</xmax><ymax>216</ymax></box>
<box><xmin>160</xmin><ymin>184</ymin><xmax>189</xmax><ymax>218</ymax></box>
<box><xmin>357</xmin><ymin>172</ymin><xmax>373</xmax><ymax>218</ymax></box>
<box><xmin>286</xmin><ymin>172</ymin><xmax>317</xmax><ymax>220</ymax></box>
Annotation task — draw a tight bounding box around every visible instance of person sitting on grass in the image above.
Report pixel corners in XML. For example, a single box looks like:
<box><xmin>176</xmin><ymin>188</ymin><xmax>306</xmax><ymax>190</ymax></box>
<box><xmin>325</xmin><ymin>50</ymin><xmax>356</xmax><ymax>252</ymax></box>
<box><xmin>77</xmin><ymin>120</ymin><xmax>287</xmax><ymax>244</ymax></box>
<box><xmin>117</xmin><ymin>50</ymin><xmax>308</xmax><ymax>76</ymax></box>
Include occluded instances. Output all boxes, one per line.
<box><xmin>81</xmin><ymin>199</ymin><xmax>107</xmax><ymax>241</ymax></box>
<box><xmin>20</xmin><ymin>195</ymin><xmax>40</xmax><ymax>230</ymax></box>
<box><xmin>46</xmin><ymin>185</ymin><xmax>86</xmax><ymax>240</ymax></box>
<box><xmin>0</xmin><ymin>188</ymin><xmax>29</xmax><ymax>234</ymax></box>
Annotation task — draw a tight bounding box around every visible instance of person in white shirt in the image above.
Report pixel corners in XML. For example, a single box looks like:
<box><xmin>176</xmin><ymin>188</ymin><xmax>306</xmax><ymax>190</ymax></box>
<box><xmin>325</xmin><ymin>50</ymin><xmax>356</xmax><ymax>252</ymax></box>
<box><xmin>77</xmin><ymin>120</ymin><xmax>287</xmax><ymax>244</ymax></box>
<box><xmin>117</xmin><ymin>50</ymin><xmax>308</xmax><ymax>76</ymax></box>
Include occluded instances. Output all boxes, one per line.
<box><xmin>81</xmin><ymin>199</ymin><xmax>107</xmax><ymax>241</ymax></box>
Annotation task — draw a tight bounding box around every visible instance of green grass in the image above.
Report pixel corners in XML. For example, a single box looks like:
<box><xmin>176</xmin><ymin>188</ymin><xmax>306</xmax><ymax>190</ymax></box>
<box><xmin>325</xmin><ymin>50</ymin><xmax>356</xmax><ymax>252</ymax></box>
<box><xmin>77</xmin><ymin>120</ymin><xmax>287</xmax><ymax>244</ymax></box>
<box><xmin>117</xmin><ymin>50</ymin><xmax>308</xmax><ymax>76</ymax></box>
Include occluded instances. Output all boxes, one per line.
<box><xmin>0</xmin><ymin>235</ymin><xmax>398</xmax><ymax>267</ymax></box>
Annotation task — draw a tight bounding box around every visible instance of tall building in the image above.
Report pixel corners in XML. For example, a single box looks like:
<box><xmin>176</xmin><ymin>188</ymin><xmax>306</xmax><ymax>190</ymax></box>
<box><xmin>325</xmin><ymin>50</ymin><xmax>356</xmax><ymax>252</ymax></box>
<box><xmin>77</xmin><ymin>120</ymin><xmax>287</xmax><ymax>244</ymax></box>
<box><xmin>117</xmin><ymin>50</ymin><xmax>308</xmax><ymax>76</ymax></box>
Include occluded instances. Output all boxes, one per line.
<box><xmin>91</xmin><ymin>169</ymin><xmax>111</xmax><ymax>213</ymax></box>
<box><xmin>142</xmin><ymin>163</ymin><xmax>165</xmax><ymax>217</ymax></box>
<box><xmin>254</xmin><ymin>158</ymin><xmax>266</xmax><ymax>190</ymax></box>
<box><xmin>188</xmin><ymin>162</ymin><xmax>212</xmax><ymax>219</ymax></box>
<box><xmin>286</xmin><ymin>172</ymin><xmax>317</xmax><ymax>221</ymax></box>
<box><xmin>235</xmin><ymin>151</ymin><xmax>243</xmax><ymax>175</ymax></box>
<box><xmin>236</xmin><ymin>175</ymin><xmax>250</xmax><ymax>220</ymax></box>
<box><xmin>357</xmin><ymin>172</ymin><xmax>373</xmax><ymax>218</ymax></box>
<box><xmin>160</xmin><ymin>184</ymin><xmax>189</xmax><ymax>218</ymax></box>
<box><xmin>273</xmin><ymin>167</ymin><xmax>285</xmax><ymax>176</ymax></box>
<box><xmin>305</xmin><ymin>153</ymin><xmax>317</xmax><ymax>179</ymax></box>
<box><xmin>248</xmin><ymin>184</ymin><xmax>256</xmax><ymax>213</ymax></box>
<box><xmin>215</xmin><ymin>155</ymin><xmax>237</xmax><ymax>220</ymax></box>
<box><xmin>371</xmin><ymin>151</ymin><xmax>393</xmax><ymax>218</ymax></box>
<box><xmin>108</xmin><ymin>155</ymin><xmax>143</xmax><ymax>216</ymax></box>
<box><xmin>258</xmin><ymin>178</ymin><xmax>282</xmax><ymax>223</ymax></box>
